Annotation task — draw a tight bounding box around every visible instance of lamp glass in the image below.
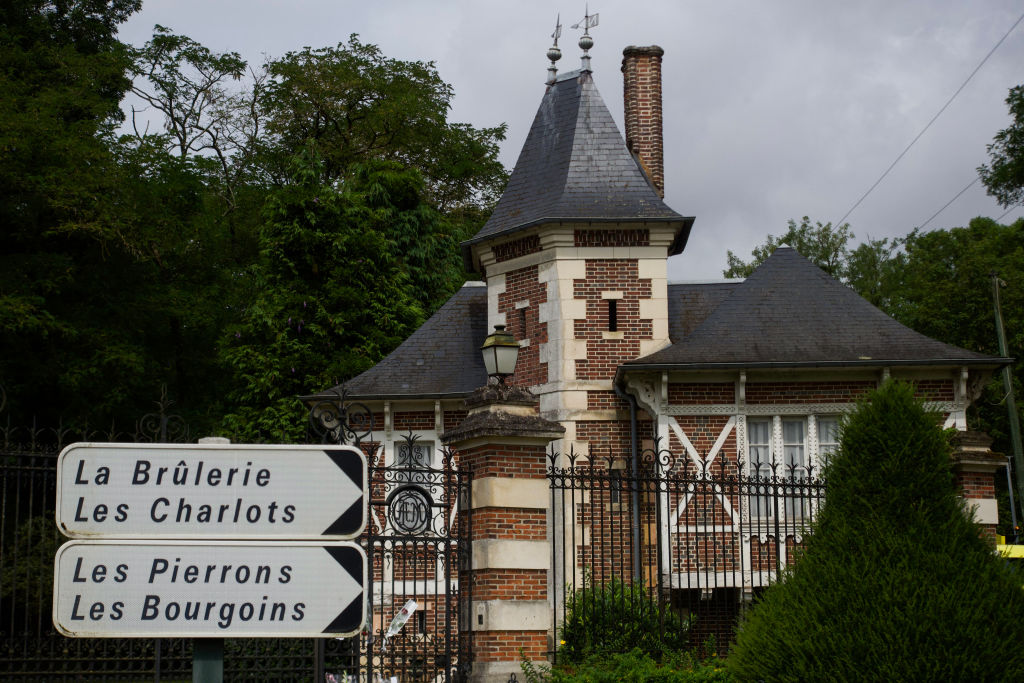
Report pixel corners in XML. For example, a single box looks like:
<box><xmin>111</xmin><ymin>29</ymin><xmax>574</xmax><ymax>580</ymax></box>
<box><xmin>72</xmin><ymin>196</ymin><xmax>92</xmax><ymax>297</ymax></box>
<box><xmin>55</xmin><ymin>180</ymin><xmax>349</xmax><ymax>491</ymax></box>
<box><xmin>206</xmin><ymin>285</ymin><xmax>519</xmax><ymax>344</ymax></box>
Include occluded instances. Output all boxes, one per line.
<box><xmin>481</xmin><ymin>325</ymin><xmax>519</xmax><ymax>380</ymax></box>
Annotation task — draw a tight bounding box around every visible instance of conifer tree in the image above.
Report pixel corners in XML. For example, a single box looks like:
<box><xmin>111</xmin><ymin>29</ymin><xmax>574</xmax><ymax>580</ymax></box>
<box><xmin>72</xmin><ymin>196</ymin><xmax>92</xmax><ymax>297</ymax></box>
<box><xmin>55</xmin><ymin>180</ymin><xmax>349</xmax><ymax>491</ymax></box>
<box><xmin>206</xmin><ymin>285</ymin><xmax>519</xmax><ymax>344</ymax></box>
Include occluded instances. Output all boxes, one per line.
<box><xmin>727</xmin><ymin>381</ymin><xmax>1024</xmax><ymax>682</ymax></box>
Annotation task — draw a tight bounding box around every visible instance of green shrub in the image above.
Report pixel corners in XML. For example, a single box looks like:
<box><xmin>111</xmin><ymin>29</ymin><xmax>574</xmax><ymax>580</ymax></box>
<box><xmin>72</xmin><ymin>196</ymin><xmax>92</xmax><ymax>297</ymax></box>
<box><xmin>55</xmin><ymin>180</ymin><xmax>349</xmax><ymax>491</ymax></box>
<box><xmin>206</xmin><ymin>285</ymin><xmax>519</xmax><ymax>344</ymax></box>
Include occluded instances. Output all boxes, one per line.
<box><xmin>727</xmin><ymin>381</ymin><xmax>1024</xmax><ymax>682</ymax></box>
<box><xmin>523</xmin><ymin>649</ymin><xmax>733</xmax><ymax>683</ymax></box>
<box><xmin>558</xmin><ymin>576</ymin><xmax>690</xmax><ymax>663</ymax></box>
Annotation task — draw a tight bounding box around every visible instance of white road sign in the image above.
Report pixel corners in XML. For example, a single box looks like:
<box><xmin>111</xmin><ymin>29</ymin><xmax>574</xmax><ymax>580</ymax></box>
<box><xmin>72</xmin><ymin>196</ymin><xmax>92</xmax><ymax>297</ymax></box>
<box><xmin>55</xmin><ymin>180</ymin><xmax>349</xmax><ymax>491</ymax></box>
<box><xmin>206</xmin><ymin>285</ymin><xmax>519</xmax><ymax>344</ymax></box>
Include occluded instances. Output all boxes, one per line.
<box><xmin>56</xmin><ymin>443</ymin><xmax>366</xmax><ymax>540</ymax></box>
<box><xmin>53</xmin><ymin>540</ymin><xmax>366</xmax><ymax>638</ymax></box>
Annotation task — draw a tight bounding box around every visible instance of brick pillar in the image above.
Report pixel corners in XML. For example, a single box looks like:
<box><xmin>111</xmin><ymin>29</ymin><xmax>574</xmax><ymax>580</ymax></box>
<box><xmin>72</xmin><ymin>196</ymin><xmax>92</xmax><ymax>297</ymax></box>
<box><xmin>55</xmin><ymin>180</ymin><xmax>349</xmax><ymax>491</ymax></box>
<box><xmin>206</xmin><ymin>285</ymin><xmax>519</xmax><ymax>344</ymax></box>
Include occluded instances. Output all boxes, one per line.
<box><xmin>950</xmin><ymin>431</ymin><xmax>1005</xmax><ymax>540</ymax></box>
<box><xmin>621</xmin><ymin>45</ymin><xmax>665</xmax><ymax>197</ymax></box>
<box><xmin>443</xmin><ymin>384</ymin><xmax>564</xmax><ymax>683</ymax></box>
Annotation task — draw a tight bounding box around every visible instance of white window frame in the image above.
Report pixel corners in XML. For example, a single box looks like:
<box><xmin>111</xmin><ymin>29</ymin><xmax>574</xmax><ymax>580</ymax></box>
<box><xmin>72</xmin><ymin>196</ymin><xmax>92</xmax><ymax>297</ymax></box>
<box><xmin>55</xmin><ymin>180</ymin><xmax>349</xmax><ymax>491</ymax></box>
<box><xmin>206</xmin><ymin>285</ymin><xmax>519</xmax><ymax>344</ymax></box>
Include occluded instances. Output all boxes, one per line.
<box><xmin>816</xmin><ymin>416</ymin><xmax>840</xmax><ymax>472</ymax></box>
<box><xmin>748</xmin><ymin>419</ymin><xmax>773</xmax><ymax>518</ymax></box>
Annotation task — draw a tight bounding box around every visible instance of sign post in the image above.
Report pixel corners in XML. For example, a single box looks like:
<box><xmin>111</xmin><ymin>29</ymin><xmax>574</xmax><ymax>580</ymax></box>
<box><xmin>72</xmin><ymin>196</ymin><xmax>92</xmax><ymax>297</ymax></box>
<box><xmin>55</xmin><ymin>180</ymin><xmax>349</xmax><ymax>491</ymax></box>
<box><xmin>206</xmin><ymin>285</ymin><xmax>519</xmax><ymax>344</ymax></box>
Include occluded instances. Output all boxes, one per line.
<box><xmin>53</xmin><ymin>442</ymin><xmax>369</xmax><ymax>680</ymax></box>
<box><xmin>53</xmin><ymin>541</ymin><xmax>366</xmax><ymax>638</ymax></box>
<box><xmin>56</xmin><ymin>443</ymin><xmax>366</xmax><ymax>540</ymax></box>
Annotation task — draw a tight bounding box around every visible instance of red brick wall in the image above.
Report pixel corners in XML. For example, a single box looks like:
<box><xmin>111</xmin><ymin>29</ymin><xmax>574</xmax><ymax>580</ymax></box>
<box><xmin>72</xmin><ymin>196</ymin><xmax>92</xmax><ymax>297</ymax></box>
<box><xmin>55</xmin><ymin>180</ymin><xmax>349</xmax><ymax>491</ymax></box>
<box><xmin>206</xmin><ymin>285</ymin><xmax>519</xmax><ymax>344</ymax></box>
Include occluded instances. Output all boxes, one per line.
<box><xmin>393</xmin><ymin>411</ymin><xmax>434</xmax><ymax>431</ymax></box>
<box><xmin>746</xmin><ymin>381</ymin><xmax>875</xmax><ymax>404</ymax></box>
<box><xmin>669</xmin><ymin>383</ymin><xmax>735</xmax><ymax>405</ymax></box>
<box><xmin>957</xmin><ymin>472</ymin><xmax>996</xmax><ymax>499</ymax></box>
<box><xmin>672</xmin><ymin>533</ymin><xmax>742</xmax><ymax>572</ymax></box>
<box><xmin>574</xmin><ymin>260</ymin><xmax>652</xmax><ymax>381</ymax></box>
<box><xmin>442</xmin><ymin>410</ymin><xmax>467</xmax><ymax>431</ymax></box>
<box><xmin>498</xmin><ymin>265</ymin><xmax>549</xmax><ymax>387</ymax></box>
<box><xmin>668</xmin><ymin>416</ymin><xmax>737</xmax><ymax>465</ymax></box>
<box><xmin>471</xmin><ymin>569</ymin><xmax>547</xmax><ymax>601</ymax></box>
<box><xmin>587</xmin><ymin>390</ymin><xmax>629</xmax><ymax>411</ymax></box>
<box><xmin>577</xmin><ymin>419</ymin><xmax>655</xmax><ymax>459</ymax></box>
<box><xmin>913</xmin><ymin>379</ymin><xmax>955</xmax><ymax>401</ymax></box>
<box><xmin>493</xmin><ymin>235</ymin><xmax>541</xmax><ymax>263</ymax></box>
<box><xmin>474</xmin><ymin>631</ymin><xmax>547</xmax><ymax>662</ymax></box>
<box><xmin>473</xmin><ymin>508</ymin><xmax>548</xmax><ymax>541</ymax></box>
<box><xmin>574</xmin><ymin>229</ymin><xmax>651</xmax><ymax>247</ymax></box>
<box><xmin>456</xmin><ymin>443</ymin><xmax>548</xmax><ymax>479</ymax></box>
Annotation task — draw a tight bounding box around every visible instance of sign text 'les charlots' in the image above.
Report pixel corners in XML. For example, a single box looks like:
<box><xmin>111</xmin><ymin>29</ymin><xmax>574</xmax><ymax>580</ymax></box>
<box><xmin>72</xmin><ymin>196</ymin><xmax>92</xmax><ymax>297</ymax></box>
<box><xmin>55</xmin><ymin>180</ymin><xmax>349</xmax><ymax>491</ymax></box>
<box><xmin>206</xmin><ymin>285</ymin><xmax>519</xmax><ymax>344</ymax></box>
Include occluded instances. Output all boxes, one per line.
<box><xmin>53</xmin><ymin>540</ymin><xmax>365</xmax><ymax>638</ymax></box>
<box><xmin>56</xmin><ymin>443</ymin><xmax>366</xmax><ymax>540</ymax></box>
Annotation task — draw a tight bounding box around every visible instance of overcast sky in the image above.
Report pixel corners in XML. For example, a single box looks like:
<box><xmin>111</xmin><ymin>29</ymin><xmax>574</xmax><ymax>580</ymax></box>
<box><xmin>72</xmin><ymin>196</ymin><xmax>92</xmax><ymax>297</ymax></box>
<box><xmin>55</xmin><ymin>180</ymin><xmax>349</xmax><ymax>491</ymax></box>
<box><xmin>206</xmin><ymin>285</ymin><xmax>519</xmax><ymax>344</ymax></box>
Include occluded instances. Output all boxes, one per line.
<box><xmin>118</xmin><ymin>1</ymin><xmax>1024</xmax><ymax>281</ymax></box>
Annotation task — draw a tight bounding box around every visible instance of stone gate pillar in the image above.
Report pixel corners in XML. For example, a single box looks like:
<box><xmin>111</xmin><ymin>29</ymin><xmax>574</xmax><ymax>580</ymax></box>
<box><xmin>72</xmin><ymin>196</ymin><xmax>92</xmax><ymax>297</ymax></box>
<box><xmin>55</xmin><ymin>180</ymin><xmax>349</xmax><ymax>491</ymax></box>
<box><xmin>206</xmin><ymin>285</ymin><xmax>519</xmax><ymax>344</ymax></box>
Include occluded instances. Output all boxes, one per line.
<box><xmin>442</xmin><ymin>383</ymin><xmax>564</xmax><ymax>683</ymax></box>
<box><xmin>951</xmin><ymin>431</ymin><xmax>1007</xmax><ymax>541</ymax></box>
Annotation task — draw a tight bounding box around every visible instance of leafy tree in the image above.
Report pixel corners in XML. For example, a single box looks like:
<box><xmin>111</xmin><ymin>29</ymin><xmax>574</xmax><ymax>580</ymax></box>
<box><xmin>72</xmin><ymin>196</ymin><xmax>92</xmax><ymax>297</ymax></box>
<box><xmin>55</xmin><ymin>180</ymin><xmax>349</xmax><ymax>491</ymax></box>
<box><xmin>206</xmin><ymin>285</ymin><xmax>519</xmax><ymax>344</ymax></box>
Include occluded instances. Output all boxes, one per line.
<box><xmin>259</xmin><ymin>35</ymin><xmax>507</xmax><ymax>212</ymax></box>
<box><xmin>882</xmin><ymin>218</ymin><xmax>1024</xmax><ymax>466</ymax></box>
<box><xmin>127</xmin><ymin>26</ymin><xmax>266</xmax><ymax>223</ymax></box>
<box><xmin>220</xmin><ymin>155</ymin><xmax>430</xmax><ymax>442</ymax></box>
<box><xmin>723</xmin><ymin>217</ymin><xmax>853</xmax><ymax>279</ymax></box>
<box><xmin>0</xmin><ymin>0</ymin><xmax>151</xmax><ymax>423</ymax></box>
<box><xmin>727</xmin><ymin>381</ymin><xmax>1024</xmax><ymax>682</ymax></box>
<box><xmin>979</xmin><ymin>84</ymin><xmax>1024</xmax><ymax>208</ymax></box>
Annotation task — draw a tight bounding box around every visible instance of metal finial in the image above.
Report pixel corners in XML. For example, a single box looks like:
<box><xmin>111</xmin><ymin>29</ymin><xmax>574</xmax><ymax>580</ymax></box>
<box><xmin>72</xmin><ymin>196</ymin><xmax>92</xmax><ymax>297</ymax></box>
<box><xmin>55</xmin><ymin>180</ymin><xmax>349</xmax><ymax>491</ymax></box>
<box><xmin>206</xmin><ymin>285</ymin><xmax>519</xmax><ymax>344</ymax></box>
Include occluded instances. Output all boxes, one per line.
<box><xmin>572</xmin><ymin>6</ymin><xmax>599</xmax><ymax>71</ymax></box>
<box><xmin>546</xmin><ymin>14</ymin><xmax>563</xmax><ymax>83</ymax></box>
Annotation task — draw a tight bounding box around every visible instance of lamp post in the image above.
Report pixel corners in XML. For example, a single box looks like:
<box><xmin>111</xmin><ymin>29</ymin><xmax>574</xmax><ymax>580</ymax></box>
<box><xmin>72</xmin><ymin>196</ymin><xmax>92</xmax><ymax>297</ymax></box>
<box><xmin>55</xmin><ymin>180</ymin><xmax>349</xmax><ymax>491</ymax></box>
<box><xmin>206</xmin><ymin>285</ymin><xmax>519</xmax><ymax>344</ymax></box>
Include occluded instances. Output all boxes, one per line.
<box><xmin>480</xmin><ymin>325</ymin><xmax>520</xmax><ymax>385</ymax></box>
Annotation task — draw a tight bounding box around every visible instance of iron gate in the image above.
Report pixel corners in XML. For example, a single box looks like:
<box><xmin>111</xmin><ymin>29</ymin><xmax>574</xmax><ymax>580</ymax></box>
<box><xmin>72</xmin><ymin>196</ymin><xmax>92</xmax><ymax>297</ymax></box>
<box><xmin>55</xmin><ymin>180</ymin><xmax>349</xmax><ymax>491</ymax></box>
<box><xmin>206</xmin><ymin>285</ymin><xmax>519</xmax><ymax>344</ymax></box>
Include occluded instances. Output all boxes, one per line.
<box><xmin>548</xmin><ymin>442</ymin><xmax>826</xmax><ymax>658</ymax></box>
<box><xmin>310</xmin><ymin>397</ymin><xmax>473</xmax><ymax>683</ymax></box>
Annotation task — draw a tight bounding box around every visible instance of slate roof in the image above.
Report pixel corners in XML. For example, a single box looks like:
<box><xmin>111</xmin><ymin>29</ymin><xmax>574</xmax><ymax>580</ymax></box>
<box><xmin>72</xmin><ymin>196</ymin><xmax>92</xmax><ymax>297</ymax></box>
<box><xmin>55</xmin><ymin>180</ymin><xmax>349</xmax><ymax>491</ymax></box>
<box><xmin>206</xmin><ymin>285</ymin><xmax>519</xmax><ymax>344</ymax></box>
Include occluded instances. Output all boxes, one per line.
<box><xmin>313</xmin><ymin>279</ymin><xmax>736</xmax><ymax>400</ymax></box>
<box><xmin>309</xmin><ymin>283</ymin><xmax>489</xmax><ymax>401</ymax></box>
<box><xmin>462</xmin><ymin>68</ymin><xmax>692</xmax><ymax>271</ymax></box>
<box><xmin>668</xmin><ymin>281</ymin><xmax>741</xmax><ymax>341</ymax></box>
<box><xmin>624</xmin><ymin>247</ymin><xmax>1008</xmax><ymax>372</ymax></box>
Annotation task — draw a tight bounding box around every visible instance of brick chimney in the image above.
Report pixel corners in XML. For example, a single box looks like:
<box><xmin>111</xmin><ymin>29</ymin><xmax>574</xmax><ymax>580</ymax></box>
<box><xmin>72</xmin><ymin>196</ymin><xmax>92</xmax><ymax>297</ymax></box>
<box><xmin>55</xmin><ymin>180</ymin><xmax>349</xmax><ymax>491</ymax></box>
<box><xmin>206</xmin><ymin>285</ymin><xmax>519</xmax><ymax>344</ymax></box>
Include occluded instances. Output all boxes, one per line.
<box><xmin>621</xmin><ymin>45</ymin><xmax>665</xmax><ymax>197</ymax></box>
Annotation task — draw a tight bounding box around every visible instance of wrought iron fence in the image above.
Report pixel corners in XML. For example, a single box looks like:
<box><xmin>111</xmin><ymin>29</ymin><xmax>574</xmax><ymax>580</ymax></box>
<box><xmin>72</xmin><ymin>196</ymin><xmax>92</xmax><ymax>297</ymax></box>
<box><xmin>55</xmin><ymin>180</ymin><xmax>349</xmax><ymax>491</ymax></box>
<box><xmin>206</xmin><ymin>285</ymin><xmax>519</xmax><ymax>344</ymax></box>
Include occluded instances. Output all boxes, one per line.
<box><xmin>548</xmin><ymin>443</ymin><xmax>826</xmax><ymax>659</ymax></box>
<box><xmin>2</xmin><ymin>388</ymin><xmax>474</xmax><ymax>681</ymax></box>
<box><xmin>0</xmin><ymin>396</ymin><xmax>200</xmax><ymax>680</ymax></box>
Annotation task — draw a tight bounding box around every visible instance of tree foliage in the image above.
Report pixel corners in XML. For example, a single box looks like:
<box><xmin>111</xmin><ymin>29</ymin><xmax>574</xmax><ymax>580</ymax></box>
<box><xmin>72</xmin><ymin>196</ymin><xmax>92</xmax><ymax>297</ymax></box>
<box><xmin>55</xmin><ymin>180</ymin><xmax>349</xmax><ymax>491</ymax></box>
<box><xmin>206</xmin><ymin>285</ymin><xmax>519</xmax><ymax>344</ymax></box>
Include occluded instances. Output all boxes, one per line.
<box><xmin>979</xmin><ymin>84</ymin><xmax>1024</xmax><ymax>208</ymax></box>
<box><xmin>220</xmin><ymin>156</ymin><xmax>441</xmax><ymax>442</ymax></box>
<box><xmin>1</xmin><ymin>12</ymin><xmax>507</xmax><ymax>433</ymax></box>
<box><xmin>727</xmin><ymin>381</ymin><xmax>1024</xmax><ymax>682</ymax></box>
<box><xmin>882</xmin><ymin>218</ymin><xmax>1024</xmax><ymax>454</ymax></box>
<box><xmin>723</xmin><ymin>217</ymin><xmax>852</xmax><ymax>279</ymax></box>
<box><xmin>259</xmin><ymin>36</ymin><xmax>507</xmax><ymax>211</ymax></box>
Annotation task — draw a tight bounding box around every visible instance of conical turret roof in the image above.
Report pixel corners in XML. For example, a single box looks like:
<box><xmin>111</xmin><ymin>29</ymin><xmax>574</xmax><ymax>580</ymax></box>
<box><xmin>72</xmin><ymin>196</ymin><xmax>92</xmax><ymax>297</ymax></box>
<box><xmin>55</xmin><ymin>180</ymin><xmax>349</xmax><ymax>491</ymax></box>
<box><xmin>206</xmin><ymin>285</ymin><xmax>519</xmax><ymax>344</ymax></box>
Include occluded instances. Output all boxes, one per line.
<box><xmin>463</xmin><ymin>69</ymin><xmax>691</xmax><ymax>271</ymax></box>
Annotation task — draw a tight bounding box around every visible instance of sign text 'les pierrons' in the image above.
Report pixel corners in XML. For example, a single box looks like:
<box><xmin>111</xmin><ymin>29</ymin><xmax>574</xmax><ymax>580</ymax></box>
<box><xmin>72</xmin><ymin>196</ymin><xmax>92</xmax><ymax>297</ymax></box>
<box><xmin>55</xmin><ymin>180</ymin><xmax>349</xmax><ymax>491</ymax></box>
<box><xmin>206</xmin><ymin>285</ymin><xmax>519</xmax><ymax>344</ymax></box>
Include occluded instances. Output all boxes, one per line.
<box><xmin>53</xmin><ymin>541</ymin><xmax>365</xmax><ymax>638</ymax></box>
<box><xmin>56</xmin><ymin>444</ymin><xmax>366</xmax><ymax>540</ymax></box>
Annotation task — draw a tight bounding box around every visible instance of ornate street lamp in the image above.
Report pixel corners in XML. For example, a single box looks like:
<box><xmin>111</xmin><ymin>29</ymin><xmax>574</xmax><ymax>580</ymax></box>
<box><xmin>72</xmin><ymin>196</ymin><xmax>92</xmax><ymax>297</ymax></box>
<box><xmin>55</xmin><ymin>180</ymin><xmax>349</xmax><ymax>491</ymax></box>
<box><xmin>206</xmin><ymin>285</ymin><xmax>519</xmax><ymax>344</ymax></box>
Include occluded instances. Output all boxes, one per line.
<box><xmin>480</xmin><ymin>325</ymin><xmax>519</xmax><ymax>384</ymax></box>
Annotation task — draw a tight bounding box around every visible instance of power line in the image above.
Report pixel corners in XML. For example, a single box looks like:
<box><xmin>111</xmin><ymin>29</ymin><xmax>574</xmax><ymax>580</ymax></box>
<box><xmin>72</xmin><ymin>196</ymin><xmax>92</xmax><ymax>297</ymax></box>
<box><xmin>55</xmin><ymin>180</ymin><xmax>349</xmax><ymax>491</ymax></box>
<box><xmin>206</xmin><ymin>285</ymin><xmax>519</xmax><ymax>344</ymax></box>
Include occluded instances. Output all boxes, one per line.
<box><xmin>832</xmin><ymin>10</ymin><xmax>1024</xmax><ymax>227</ymax></box>
<box><xmin>997</xmin><ymin>204</ymin><xmax>1022</xmax><ymax>223</ymax></box>
<box><xmin>918</xmin><ymin>177</ymin><xmax>979</xmax><ymax>230</ymax></box>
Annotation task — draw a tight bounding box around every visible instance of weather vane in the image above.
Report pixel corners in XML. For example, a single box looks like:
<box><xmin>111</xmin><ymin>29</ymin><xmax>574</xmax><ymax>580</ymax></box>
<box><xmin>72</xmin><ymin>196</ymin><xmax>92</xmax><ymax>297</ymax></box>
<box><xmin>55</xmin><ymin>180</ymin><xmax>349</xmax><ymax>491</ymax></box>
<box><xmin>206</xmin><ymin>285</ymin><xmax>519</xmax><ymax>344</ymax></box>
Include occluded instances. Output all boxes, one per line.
<box><xmin>546</xmin><ymin>14</ymin><xmax>563</xmax><ymax>83</ymax></box>
<box><xmin>572</xmin><ymin>6</ymin><xmax>599</xmax><ymax>70</ymax></box>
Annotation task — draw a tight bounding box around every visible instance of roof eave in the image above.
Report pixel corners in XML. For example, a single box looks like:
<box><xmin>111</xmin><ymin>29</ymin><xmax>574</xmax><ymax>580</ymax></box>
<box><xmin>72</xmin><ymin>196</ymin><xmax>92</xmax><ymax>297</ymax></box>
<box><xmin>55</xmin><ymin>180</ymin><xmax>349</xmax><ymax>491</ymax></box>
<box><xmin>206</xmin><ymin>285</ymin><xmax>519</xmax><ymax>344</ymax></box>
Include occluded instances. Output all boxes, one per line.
<box><xmin>462</xmin><ymin>215</ymin><xmax>690</xmax><ymax>273</ymax></box>
<box><xmin>615</xmin><ymin>356</ymin><xmax>1013</xmax><ymax>385</ymax></box>
<box><xmin>300</xmin><ymin>389</ymin><xmax>477</xmax><ymax>405</ymax></box>
<box><xmin>668</xmin><ymin>216</ymin><xmax>695</xmax><ymax>256</ymax></box>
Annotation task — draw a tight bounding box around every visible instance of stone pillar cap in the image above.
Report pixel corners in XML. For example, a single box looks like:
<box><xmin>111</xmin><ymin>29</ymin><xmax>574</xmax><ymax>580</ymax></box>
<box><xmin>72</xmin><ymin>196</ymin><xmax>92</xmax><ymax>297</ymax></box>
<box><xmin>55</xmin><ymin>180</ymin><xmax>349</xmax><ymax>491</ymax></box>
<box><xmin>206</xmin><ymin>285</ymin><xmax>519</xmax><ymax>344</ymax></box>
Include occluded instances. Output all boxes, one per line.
<box><xmin>440</xmin><ymin>384</ymin><xmax>565</xmax><ymax>445</ymax></box>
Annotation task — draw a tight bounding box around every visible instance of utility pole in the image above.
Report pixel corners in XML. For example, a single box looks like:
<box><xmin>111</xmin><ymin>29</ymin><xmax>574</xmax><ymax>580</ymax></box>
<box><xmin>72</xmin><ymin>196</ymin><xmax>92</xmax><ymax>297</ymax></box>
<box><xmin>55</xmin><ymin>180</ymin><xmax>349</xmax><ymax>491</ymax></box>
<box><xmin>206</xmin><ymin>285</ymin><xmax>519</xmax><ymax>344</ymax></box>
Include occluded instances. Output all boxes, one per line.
<box><xmin>992</xmin><ymin>272</ymin><xmax>1024</xmax><ymax>533</ymax></box>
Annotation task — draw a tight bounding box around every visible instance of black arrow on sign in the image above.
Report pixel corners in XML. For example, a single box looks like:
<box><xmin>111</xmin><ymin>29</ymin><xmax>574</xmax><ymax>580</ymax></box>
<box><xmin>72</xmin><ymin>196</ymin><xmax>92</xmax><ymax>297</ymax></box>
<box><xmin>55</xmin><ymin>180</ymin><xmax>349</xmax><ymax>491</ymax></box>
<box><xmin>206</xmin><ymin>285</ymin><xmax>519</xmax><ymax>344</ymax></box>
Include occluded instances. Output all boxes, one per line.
<box><xmin>323</xmin><ymin>450</ymin><xmax>365</xmax><ymax>537</ymax></box>
<box><xmin>323</xmin><ymin>545</ymin><xmax>365</xmax><ymax>634</ymax></box>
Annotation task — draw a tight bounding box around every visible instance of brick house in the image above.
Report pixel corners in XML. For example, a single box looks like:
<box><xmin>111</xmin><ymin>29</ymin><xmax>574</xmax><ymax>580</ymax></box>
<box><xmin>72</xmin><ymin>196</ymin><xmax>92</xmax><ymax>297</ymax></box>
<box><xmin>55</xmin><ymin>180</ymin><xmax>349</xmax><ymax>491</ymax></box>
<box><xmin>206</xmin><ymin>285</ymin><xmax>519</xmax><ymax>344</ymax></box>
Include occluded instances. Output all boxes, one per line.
<box><xmin>306</xmin><ymin>40</ymin><xmax>1009</xmax><ymax>674</ymax></box>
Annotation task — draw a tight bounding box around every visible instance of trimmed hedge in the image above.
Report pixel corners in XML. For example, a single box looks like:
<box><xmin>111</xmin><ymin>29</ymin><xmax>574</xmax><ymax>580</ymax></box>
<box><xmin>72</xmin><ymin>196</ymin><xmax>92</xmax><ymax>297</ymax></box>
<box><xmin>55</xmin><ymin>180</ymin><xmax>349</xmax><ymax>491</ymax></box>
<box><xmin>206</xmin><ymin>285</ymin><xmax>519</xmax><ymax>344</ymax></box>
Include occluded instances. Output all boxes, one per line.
<box><xmin>727</xmin><ymin>381</ymin><xmax>1024</xmax><ymax>681</ymax></box>
<box><xmin>524</xmin><ymin>649</ymin><xmax>733</xmax><ymax>683</ymax></box>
